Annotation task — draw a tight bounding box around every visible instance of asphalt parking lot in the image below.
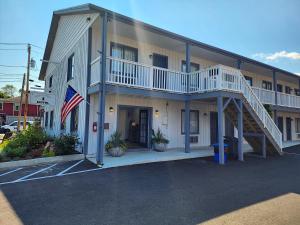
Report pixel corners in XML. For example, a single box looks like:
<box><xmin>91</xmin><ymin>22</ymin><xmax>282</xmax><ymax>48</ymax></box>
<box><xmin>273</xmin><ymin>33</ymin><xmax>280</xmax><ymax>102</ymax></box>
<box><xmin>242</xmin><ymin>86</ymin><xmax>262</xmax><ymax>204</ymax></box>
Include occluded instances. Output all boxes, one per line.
<box><xmin>0</xmin><ymin>146</ymin><xmax>300</xmax><ymax>225</ymax></box>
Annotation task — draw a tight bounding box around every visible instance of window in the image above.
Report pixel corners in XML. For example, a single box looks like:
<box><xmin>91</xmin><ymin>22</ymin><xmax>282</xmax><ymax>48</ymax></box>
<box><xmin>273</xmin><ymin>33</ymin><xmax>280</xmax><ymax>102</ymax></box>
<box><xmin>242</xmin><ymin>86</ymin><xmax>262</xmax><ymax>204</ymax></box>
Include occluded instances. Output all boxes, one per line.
<box><xmin>45</xmin><ymin>112</ymin><xmax>49</xmax><ymax>127</ymax></box>
<box><xmin>244</xmin><ymin>76</ymin><xmax>253</xmax><ymax>86</ymax></box>
<box><xmin>295</xmin><ymin>89</ymin><xmax>300</xmax><ymax>96</ymax></box>
<box><xmin>181</xmin><ymin>110</ymin><xmax>199</xmax><ymax>134</ymax></box>
<box><xmin>67</xmin><ymin>54</ymin><xmax>75</xmax><ymax>81</ymax></box>
<box><xmin>262</xmin><ymin>80</ymin><xmax>272</xmax><ymax>90</ymax></box>
<box><xmin>296</xmin><ymin>118</ymin><xmax>300</xmax><ymax>133</ymax></box>
<box><xmin>14</xmin><ymin>103</ymin><xmax>20</xmax><ymax>111</ymax></box>
<box><xmin>70</xmin><ymin>106</ymin><xmax>79</xmax><ymax>133</ymax></box>
<box><xmin>49</xmin><ymin>75</ymin><xmax>53</xmax><ymax>88</ymax></box>
<box><xmin>181</xmin><ymin>61</ymin><xmax>200</xmax><ymax>73</ymax></box>
<box><xmin>50</xmin><ymin>110</ymin><xmax>54</xmax><ymax>129</ymax></box>
<box><xmin>111</xmin><ymin>42</ymin><xmax>138</xmax><ymax>62</ymax></box>
<box><xmin>285</xmin><ymin>86</ymin><xmax>292</xmax><ymax>94</ymax></box>
<box><xmin>277</xmin><ymin>84</ymin><xmax>283</xmax><ymax>92</ymax></box>
<box><xmin>60</xmin><ymin>120</ymin><xmax>66</xmax><ymax>131</ymax></box>
<box><xmin>0</xmin><ymin>102</ymin><xmax>3</xmax><ymax>110</ymax></box>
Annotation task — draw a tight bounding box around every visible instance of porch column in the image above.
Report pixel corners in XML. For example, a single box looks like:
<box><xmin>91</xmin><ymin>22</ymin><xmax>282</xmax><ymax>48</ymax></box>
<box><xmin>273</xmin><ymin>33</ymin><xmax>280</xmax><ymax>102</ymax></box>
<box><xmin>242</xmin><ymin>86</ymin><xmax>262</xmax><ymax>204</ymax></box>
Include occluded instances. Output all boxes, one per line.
<box><xmin>184</xmin><ymin>100</ymin><xmax>190</xmax><ymax>153</ymax></box>
<box><xmin>96</xmin><ymin>12</ymin><xmax>108</xmax><ymax>166</ymax></box>
<box><xmin>83</xmin><ymin>27</ymin><xmax>92</xmax><ymax>157</ymax></box>
<box><xmin>262</xmin><ymin>134</ymin><xmax>267</xmax><ymax>159</ymax></box>
<box><xmin>273</xmin><ymin>70</ymin><xmax>278</xmax><ymax>125</ymax></box>
<box><xmin>217</xmin><ymin>96</ymin><xmax>225</xmax><ymax>164</ymax></box>
<box><xmin>238</xmin><ymin>99</ymin><xmax>244</xmax><ymax>161</ymax></box>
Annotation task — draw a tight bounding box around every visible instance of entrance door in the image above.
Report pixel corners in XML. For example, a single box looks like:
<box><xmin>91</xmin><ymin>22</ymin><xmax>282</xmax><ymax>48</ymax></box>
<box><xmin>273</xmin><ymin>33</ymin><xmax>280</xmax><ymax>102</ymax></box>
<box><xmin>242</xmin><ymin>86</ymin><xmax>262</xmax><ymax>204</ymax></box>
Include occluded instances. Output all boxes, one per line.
<box><xmin>286</xmin><ymin>117</ymin><xmax>292</xmax><ymax>141</ymax></box>
<box><xmin>139</xmin><ymin>110</ymin><xmax>149</xmax><ymax>147</ymax></box>
<box><xmin>277</xmin><ymin>117</ymin><xmax>284</xmax><ymax>140</ymax></box>
<box><xmin>152</xmin><ymin>53</ymin><xmax>168</xmax><ymax>89</ymax></box>
<box><xmin>210</xmin><ymin>112</ymin><xmax>218</xmax><ymax>145</ymax></box>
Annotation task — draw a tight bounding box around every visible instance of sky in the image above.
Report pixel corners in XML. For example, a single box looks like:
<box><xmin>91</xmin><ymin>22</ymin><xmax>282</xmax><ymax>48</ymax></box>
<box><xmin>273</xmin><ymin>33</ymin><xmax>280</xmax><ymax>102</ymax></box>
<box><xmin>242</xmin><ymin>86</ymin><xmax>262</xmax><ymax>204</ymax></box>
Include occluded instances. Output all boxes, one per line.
<box><xmin>0</xmin><ymin>0</ymin><xmax>300</xmax><ymax>92</ymax></box>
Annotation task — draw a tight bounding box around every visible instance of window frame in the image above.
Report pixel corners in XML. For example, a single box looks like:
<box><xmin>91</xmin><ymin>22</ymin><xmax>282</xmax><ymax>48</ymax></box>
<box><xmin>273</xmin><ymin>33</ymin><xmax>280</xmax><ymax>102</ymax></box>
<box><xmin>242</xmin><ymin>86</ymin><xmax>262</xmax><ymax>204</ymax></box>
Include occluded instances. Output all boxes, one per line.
<box><xmin>70</xmin><ymin>106</ymin><xmax>79</xmax><ymax>133</ymax></box>
<box><xmin>45</xmin><ymin>111</ymin><xmax>49</xmax><ymax>127</ymax></box>
<box><xmin>277</xmin><ymin>84</ymin><xmax>283</xmax><ymax>92</ymax></box>
<box><xmin>181</xmin><ymin>110</ymin><xmax>200</xmax><ymax>135</ymax></box>
<box><xmin>244</xmin><ymin>76</ymin><xmax>253</xmax><ymax>86</ymax></box>
<box><xmin>0</xmin><ymin>101</ymin><xmax>3</xmax><ymax>110</ymax></box>
<box><xmin>110</xmin><ymin>42</ymin><xmax>138</xmax><ymax>62</ymax></box>
<box><xmin>262</xmin><ymin>80</ymin><xmax>273</xmax><ymax>91</ymax></box>
<box><xmin>296</xmin><ymin>118</ymin><xmax>300</xmax><ymax>134</ymax></box>
<box><xmin>181</xmin><ymin>60</ymin><xmax>200</xmax><ymax>73</ymax></box>
<box><xmin>285</xmin><ymin>86</ymin><xmax>292</xmax><ymax>94</ymax></box>
<box><xmin>49</xmin><ymin>75</ymin><xmax>53</xmax><ymax>88</ymax></box>
<box><xmin>50</xmin><ymin>110</ymin><xmax>54</xmax><ymax>129</ymax></box>
<box><xmin>14</xmin><ymin>103</ymin><xmax>20</xmax><ymax>111</ymax></box>
<box><xmin>67</xmin><ymin>54</ymin><xmax>75</xmax><ymax>81</ymax></box>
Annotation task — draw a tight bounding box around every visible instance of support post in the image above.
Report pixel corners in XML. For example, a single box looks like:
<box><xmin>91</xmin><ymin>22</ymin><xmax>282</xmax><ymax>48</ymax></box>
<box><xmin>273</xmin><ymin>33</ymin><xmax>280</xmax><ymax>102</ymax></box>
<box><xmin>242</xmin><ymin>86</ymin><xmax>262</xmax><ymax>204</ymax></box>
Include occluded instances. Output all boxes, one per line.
<box><xmin>83</xmin><ymin>27</ymin><xmax>92</xmax><ymax>157</ymax></box>
<box><xmin>273</xmin><ymin>70</ymin><xmax>278</xmax><ymax>125</ymax></box>
<box><xmin>262</xmin><ymin>134</ymin><xmax>266</xmax><ymax>159</ymax></box>
<box><xmin>184</xmin><ymin>100</ymin><xmax>190</xmax><ymax>153</ymax></box>
<box><xmin>236</xmin><ymin>59</ymin><xmax>242</xmax><ymax>70</ymax></box>
<box><xmin>186</xmin><ymin>42</ymin><xmax>191</xmax><ymax>91</ymax></box>
<box><xmin>238</xmin><ymin>99</ymin><xmax>244</xmax><ymax>161</ymax></box>
<box><xmin>217</xmin><ymin>96</ymin><xmax>225</xmax><ymax>164</ymax></box>
<box><xmin>96</xmin><ymin>13</ymin><xmax>108</xmax><ymax>166</ymax></box>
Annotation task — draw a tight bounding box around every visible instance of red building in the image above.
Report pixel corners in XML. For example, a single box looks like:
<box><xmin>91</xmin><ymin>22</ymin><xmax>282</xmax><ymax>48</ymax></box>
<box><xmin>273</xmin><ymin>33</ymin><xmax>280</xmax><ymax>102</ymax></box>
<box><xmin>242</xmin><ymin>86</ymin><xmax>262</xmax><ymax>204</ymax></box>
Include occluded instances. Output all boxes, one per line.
<box><xmin>0</xmin><ymin>96</ymin><xmax>40</xmax><ymax>125</ymax></box>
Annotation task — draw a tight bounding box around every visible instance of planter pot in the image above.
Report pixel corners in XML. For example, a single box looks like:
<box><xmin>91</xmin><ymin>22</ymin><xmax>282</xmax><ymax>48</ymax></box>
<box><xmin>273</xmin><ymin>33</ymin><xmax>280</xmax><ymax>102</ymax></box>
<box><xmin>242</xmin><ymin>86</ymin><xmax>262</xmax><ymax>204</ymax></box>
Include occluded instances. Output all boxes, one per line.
<box><xmin>107</xmin><ymin>147</ymin><xmax>126</xmax><ymax>157</ymax></box>
<box><xmin>153</xmin><ymin>143</ymin><xmax>167</xmax><ymax>152</ymax></box>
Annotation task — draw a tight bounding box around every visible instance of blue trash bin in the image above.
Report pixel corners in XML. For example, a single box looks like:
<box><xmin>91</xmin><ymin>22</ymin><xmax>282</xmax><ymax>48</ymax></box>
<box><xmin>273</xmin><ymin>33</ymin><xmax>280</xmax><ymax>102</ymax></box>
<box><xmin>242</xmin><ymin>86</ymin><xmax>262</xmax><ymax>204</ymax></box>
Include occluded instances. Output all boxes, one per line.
<box><xmin>212</xmin><ymin>143</ymin><xmax>229</xmax><ymax>163</ymax></box>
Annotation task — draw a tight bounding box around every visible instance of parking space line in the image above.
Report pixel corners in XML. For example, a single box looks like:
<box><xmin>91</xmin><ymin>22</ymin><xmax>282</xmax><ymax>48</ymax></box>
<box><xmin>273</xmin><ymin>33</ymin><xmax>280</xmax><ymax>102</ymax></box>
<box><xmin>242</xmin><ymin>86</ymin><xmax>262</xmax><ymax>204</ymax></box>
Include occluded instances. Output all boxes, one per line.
<box><xmin>0</xmin><ymin>166</ymin><xmax>102</xmax><ymax>186</ymax></box>
<box><xmin>15</xmin><ymin>163</ymin><xmax>58</xmax><ymax>182</ymax></box>
<box><xmin>0</xmin><ymin>168</ymin><xmax>23</xmax><ymax>177</ymax></box>
<box><xmin>284</xmin><ymin>152</ymin><xmax>300</xmax><ymax>156</ymax></box>
<box><xmin>57</xmin><ymin>160</ymin><xmax>84</xmax><ymax>176</ymax></box>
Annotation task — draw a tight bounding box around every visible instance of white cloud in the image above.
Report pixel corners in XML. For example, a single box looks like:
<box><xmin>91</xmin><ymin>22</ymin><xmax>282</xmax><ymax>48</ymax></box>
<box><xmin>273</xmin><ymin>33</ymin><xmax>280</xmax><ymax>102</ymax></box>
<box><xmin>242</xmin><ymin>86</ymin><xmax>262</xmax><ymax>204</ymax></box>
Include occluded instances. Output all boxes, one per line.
<box><xmin>252</xmin><ymin>51</ymin><xmax>300</xmax><ymax>61</ymax></box>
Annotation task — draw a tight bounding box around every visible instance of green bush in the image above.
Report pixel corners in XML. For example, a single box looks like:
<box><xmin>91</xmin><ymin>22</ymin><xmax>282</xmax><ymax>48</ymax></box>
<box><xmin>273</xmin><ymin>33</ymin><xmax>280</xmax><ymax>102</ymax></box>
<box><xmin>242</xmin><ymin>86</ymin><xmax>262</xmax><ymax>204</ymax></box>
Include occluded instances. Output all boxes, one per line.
<box><xmin>105</xmin><ymin>131</ymin><xmax>127</xmax><ymax>151</ymax></box>
<box><xmin>42</xmin><ymin>149</ymin><xmax>55</xmax><ymax>157</ymax></box>
<box><xmin>4</xmin><ymin>146</ymin><xmax>27</xmax><ymax>158</ymax></box>
<box><xmin>54</xmin><ymin>135</ymin><xmax>77</xmax><ymax>155</ymax></box>
<box><xmin>3</xmin><ymin>124</ymin><xmax>49</xmax><ymax>153</ymax></box>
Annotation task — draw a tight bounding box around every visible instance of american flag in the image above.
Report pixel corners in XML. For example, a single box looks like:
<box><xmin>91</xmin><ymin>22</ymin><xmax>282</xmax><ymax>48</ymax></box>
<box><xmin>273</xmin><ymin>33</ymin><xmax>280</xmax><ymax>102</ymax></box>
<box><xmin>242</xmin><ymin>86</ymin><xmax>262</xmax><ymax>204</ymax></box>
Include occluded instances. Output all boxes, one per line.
<box><xmin>61</xmin><ymin>85</ymin><xmax>84</xmax><ymax>123</ymax></box>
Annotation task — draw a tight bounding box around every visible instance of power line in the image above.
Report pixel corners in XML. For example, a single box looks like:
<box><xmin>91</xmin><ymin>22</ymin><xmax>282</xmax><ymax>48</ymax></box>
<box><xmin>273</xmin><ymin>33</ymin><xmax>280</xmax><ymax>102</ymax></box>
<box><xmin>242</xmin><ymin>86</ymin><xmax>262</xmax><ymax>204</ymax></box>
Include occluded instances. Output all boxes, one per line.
<box><xmin>0</xmin><ymin>72</ymin><xmax>24</xmax><ymax>75</ymax></box>
<box><xmin>0</xmin><ymin>48</ymin><xmax>26</xmax><ymax>51</ymax></box>
<box><xmin>0</xmin><ymin>64</ymin><xmax>26</xmax><ymax>68</ymax></box>
<box><xmin>0</xmin><ymin>42</ymin><xmax>28</xmax><ymax>45</ymax></box>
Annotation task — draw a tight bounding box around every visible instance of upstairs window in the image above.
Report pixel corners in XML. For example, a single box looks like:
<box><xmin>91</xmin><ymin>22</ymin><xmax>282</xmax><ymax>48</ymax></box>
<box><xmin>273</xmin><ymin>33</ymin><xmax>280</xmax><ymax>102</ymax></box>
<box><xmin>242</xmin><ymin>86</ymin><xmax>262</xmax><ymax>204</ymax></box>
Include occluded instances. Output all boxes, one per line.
<box><xmin>244</xmin><ymin>76</ymin><xmax>253</xmax><ymax>86</ymax></box>
<box><xmin>67</xmin><ymin>54</ymin><xmax>75</xmax><ymax>81</ymax></box>
<box><xmin>49</xmin><ymin>75</ymin><xmax>53</xmax><ymax>88</ymax></box>
<box><xmin>181</xmin><ymin>61</ymin><xmax>200</xmax><ymax>73</ymax></box>
<box><xmin>285</xmin><ymin>86</ymin><xmax>292</xmax><ymax>94</ymax></box>
<box><xmin>0</xmin><ymin>102</ymin><xmax>3</xmax><ymax>110</ymax></box>
<box><xmin>181</xmin><ymin>110</ymin><xmax>199</xmax><ymax>134</ymax></box>
<box><xmin>262</xmin><ymin>80</ymin><xmax>272</xmax><ymax>90</ymax></box>
<box><xmin>296</xmin><ymin>118</ymin><xmax>300</xmax><ymax>133</ymax></box>
<box><xmin>277</xmin><ymin>84</ymin><xmax>283</xmax><ymax>92</ymax></box>
<box><xmin>111</xmin><ymin>42</ymin><xmax>138</xmax><ymax>62</ymax></box>
<box><xmin>295</xmin><ymin>89</ymin><xmax>300</xmax><ymax>96</ymax></box>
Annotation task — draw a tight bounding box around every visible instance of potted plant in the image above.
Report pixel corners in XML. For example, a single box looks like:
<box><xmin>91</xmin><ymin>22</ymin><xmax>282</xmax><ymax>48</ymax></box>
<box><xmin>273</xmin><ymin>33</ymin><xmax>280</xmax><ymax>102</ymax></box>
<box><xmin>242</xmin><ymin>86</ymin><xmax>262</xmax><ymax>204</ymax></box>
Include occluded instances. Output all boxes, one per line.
<box><xmin>105</xmin><ymin>131</ymin><xmax>127</xmax><ymax>157</ymax></box>
<box><xmin>152</xmin><ymin>128</ymin><xmax>169</xmax><ymax>152</ymax></box>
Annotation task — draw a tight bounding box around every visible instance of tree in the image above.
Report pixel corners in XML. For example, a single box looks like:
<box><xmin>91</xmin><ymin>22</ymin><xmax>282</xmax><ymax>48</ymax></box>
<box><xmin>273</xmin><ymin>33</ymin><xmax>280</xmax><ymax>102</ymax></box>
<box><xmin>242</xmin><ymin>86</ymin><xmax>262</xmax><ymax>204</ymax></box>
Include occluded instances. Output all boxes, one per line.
<box><xmin>0</xmin><ymin>90</ymin><xmax>10</xmax><ymax>98</ymax></box>
<box><xmin>1</xmin><ymin>84</ymin><xmax>17</xmax><ymax>97</ymax></box>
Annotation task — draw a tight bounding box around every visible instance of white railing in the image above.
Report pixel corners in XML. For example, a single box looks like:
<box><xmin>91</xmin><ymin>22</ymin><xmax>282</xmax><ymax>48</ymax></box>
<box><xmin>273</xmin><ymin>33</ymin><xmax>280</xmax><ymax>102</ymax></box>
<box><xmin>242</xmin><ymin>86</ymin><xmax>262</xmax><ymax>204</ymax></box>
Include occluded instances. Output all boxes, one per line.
<box><xmin>89</xmin><ymin>58</ymin><xmax>283</xmax><ymax>151</ymax></box>
<box><xmin>252</xmin><ymin>87</ymin><xmax>276</xmax><ymax>105</ymax></box>
<box><xmin>277</xmin><ymin>92</ymin><xmax>300</xmax><ymax>109</ymax></box>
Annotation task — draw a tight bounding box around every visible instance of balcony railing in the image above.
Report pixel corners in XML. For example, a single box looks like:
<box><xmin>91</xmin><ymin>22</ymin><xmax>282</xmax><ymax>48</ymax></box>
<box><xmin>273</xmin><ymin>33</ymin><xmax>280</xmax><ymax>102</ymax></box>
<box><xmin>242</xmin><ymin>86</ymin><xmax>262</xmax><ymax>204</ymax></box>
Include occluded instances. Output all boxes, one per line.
<box><xmin>90</xmin><ymin>57</ymin><xmax>282</xmax><ymax>150</ymax></box>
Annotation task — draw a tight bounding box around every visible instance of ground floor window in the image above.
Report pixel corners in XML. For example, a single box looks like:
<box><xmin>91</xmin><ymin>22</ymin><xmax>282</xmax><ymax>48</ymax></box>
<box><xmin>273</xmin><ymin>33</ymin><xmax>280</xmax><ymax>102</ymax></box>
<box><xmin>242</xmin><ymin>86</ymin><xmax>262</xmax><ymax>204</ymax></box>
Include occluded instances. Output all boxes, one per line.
<box><xmin>296</xmin><ymin>118</ymin><xmax>300</xmax><ymax>133</ymax></box>
<box><xmin>45</xmin><ymin>111</ymin><xmax>49</xmax><ymax>127</ymax></box>
<box><xmin>181</xmin><ymin>110</ymin><xmax>199</xmax><ymax>134</ymax></box>
<box><xmin>70</xmin><ymin>106</ymin><xmax>79</xmax><ymax>133</ymax></box>
<box><xmin>50</xmin><ymin>111</ymin><xmax>54</xmax><ymax>128</ymax></box>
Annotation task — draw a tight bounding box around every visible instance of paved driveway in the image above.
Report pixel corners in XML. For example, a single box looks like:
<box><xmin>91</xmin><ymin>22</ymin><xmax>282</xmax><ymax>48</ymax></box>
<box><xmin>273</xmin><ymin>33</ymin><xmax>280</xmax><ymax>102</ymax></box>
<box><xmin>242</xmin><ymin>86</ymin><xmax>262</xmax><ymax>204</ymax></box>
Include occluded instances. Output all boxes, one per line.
<box><xmin>0</xmin><ymin>146</ymin><xmax>300</xmax><ymax>225</ymax></box>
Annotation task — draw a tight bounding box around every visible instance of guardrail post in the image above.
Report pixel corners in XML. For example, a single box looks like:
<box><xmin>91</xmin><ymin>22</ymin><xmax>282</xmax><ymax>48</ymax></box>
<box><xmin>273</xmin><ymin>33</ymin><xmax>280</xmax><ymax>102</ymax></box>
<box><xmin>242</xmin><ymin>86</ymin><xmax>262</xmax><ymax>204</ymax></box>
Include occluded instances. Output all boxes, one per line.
<box><xmin>186</xmin><ymin>42</ymin><xmax>191</xmax><ymax>93</ymax></box>
<box><xmin>273</xmin><ymin>70</ymin><xmax>278</xmax><ymax>126</ymax></box>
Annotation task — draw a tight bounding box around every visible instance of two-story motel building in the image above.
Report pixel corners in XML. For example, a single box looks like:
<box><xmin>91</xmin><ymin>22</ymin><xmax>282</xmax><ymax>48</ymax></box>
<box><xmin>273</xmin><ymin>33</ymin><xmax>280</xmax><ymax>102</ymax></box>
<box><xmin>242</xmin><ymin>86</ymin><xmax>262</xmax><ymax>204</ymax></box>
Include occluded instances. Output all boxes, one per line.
<box><xmin>39</xmin><ymin>4</ymin><xmax>300</xmax><ymax>166</ymax></box>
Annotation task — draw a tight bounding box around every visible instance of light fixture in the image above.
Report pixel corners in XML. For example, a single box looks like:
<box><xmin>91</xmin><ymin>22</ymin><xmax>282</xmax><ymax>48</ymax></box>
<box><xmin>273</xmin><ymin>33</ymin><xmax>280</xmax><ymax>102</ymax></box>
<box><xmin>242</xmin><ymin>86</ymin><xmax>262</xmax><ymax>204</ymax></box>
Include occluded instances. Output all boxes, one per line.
<box><xmin>203</xmin><ymin>113</ymin><xmax>207</xmax><ymax>116</ymax></box>
<box><xmin>109</xmin><ymin>107</ymin><xmax>114</xmax><ymax>112</ymax></box>
<box><xmin>155</xmin><ymin>109</ymin><xmax>159</xmax><ymax>117</ymax></box>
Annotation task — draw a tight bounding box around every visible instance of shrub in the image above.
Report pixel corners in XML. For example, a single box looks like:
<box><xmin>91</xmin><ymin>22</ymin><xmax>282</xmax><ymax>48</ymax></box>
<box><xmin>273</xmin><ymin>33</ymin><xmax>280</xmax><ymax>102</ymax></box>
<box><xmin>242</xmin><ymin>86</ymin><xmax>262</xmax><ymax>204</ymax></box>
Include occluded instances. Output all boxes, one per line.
<box><xmin>54</xmin><ymin>135</ymin><xmax>77</xmax><ymax>155</ymax></box>
<box><xmin>42</xmin><ymin>149</ymin><xmax>55</xmax><ymax>157</ymax></box>
<box><xmin>4</xmin><ymin>146</ymin><xmax>27</xmax><ymax>158</ymax></box>
<box><xmin>152</xmin><ymin>128</ymin><xmax>169</xmax><ymax>144</ymax></box>
<box><xmin>105</xmin><ymin>131</ymin><xmax>127</xmax><ymax>151</ymax></box>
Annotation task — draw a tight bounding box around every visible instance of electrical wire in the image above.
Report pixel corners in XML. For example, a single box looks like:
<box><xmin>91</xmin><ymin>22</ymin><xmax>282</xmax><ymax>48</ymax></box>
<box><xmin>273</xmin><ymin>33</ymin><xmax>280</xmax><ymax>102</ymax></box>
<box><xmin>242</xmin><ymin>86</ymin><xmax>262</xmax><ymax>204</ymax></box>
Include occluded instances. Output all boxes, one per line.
<box><xmin>0</xmin><ymin>64</ymin><xmax>26</xmax><ymax>68</ymax></box>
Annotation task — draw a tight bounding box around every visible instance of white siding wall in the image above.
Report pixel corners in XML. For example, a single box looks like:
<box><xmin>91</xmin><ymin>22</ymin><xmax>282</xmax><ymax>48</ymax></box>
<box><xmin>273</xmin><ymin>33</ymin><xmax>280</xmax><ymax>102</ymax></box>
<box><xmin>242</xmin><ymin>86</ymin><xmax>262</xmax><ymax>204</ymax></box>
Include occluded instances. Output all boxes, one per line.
<box><xmin>44</xmin><ymin>31</ymin><xmax>89</xmax><ymax>146</ymax></box>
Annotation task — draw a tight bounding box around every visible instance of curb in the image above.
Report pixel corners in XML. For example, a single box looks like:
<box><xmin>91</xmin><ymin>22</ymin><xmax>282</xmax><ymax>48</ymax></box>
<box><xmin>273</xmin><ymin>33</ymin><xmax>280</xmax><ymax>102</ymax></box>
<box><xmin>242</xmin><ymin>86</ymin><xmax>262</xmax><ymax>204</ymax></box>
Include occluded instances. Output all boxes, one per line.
<box><xmin>0</xmin><ymin>154</ymin><xmax>85</xmax><ymax>169</ymax></box>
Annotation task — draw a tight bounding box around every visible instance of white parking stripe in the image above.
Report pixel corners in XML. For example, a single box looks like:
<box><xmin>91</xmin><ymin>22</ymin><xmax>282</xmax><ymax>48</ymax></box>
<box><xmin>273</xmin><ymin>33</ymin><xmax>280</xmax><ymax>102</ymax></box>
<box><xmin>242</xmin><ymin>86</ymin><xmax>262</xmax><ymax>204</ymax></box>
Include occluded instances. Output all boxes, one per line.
<box><xmin>0</xmin><ymin>168</ymin><xmax>22</xmax><ymax>177</ymax></box>
<box><xmin>15</xmin><ymin>163</ymin><xmax>58</xmax><ymax>182</ymax></box>
<box><xmin>57</xmin><ymin>160</ymin><xmax>84</xmax><ymax>176</ymax></box>
<box><xmin>284</xmin><ymin>152</ymin><xmax>300</xmax><ymax>156</ymax></box>
<box><xmin>0</xmin><ymin>166</ymin><xmax>102</xmax><ymax>186</ymax></box>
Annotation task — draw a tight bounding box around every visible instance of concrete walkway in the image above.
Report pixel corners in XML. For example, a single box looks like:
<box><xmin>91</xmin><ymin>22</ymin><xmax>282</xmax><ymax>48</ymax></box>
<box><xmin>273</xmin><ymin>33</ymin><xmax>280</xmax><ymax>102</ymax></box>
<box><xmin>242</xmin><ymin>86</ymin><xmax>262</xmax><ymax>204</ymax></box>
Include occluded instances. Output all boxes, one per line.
<box><xmin>87</xmin><ymin>148</ymin><xmax>214</xmax><ymax>168</ymax></box>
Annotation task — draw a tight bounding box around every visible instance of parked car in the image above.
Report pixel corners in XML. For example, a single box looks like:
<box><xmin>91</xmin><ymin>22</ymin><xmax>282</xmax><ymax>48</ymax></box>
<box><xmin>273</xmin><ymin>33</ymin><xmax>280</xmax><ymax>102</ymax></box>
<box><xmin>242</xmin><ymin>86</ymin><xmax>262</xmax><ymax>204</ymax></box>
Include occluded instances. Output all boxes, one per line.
<box><xmin>1</xmin><ymin>121</ymin><xmax>34</xmax><ymax>132</ymax></box>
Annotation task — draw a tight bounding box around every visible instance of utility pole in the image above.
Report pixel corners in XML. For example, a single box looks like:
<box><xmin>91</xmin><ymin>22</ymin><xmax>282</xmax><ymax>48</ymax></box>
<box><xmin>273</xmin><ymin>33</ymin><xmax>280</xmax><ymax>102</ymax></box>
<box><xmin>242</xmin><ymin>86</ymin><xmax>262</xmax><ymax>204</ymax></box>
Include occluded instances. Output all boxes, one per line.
<box><xmin>17</xmin><ymin>73</ymin><xmax>26</xmax><ymax>131</ymax></box>
<box><xmin>23</xmin><ymin>44</ymin><xmax>31</xmax><ymax>129</ymax></box>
